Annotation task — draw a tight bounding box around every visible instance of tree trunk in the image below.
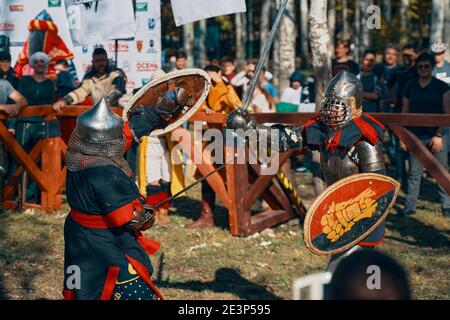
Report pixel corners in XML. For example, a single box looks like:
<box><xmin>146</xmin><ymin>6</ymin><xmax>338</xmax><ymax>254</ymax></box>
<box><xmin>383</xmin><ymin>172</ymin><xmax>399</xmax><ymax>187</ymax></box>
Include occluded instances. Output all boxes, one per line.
<box><xmin>183</xmin><ymin>23</ymin><xmax>195</xmax><ymax>67</ymax></box>
<box><xmin>444</xmin><ymin>0</ymin><xmax>450</xmax><ymax>60</ymax></box>
<box><xmin>309</xmin><ymin>0</ymin><xmax>331</xmax><ymax>111</ymax></box>
<box><xmin>199</xmin><ymin>19</ymin><xmax>207</xmax><ymax>65</ymax></box>
<box><xmin>273</xmin><ymin>0</ymin><xmax>297</xmax><ymax>91</ymax></box>
<box><xmin>299</xmin><ymin>0</ymin><xmax>309</xmax><ymax>69</ymax></box>
<box><xmin>342</xmin><ymin>0</ymin><xmax>348</xmax><ymax>39</ymax></box>
<box><xmin>359</xmin><ymin>0</ymin><xmax>370</xmax><ymax>58</ymax></box>
<box><xmin>383</xmin><ymin>0</ymin><xmax>391</xmax><ymax>25</ymax></box>
<box><xmin>260</xmin><ymin>0</ymin><xmax>272</xmax><ymax>59</ymax></box>
<box><xmin>400</xmin><ymin>0</ymin><xmax>409</xmax><ymax>46</ymax></box>
<box><xmin>353</xmin><ymin>0</ymin><xmax>360</xmax><ymax>62</ymax></box>
<box><xmin>430</xmin><ymin>0</ymin><xmax>445</xmax><ymax>46</ymax></box>
<box><xmin>327</xmin><ymin>0</ymin><xmax>336</xmax><ymax>53</ymax></box>
<box><xmin>235</xmin><ymin>13</ymin><xmax>245</xmax><ymax>65</ymax></box>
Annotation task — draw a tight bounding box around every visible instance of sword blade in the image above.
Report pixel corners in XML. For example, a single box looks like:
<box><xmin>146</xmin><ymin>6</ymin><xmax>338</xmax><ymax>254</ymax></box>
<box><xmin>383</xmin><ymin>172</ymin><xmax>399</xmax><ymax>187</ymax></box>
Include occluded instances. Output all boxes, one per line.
<box><xmin>242</xmin><ymin>0</ymin><xmax>289</xmax><ymax>111</ymax></box>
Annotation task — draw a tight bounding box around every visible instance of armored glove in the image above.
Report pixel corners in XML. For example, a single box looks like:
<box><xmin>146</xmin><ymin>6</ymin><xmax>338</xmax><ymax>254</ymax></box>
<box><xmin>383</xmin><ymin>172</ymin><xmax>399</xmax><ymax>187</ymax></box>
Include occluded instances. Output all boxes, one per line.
<box><xmin>227</xmin><ymin>107</ymin><xmax>256</xmax><ymax>131</ymax></box>
<box><xmin>270</xmin><ymin>124</ymin><xmax>303</xmax><ymax>152</ymax></box>
<box><xmin>127</xmin><ymin>204</ymin><xmax>156</xmax><ymax>231</ymax></box>
<box><xmin>128</xmin><ymin>105</ymin><xmax>168</xmax><ymax>140</ymax></box>
<box><xmin>320</xmin><ymin>188</ymin><xmax>378</xmax><ymax>242</ymax></box>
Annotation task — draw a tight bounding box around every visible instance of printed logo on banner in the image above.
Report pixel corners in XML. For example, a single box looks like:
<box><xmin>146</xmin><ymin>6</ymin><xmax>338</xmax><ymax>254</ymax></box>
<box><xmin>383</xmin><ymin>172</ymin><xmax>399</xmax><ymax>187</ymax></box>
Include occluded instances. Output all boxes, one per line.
<box><xmin>9</xmin><ymin>5</ymin><xmax>24</xmax><ymax>12</ymax></box>
<box><xmin>0</xmin><ymin>23</ymin><xmax>15</xmax><ymax>31</ymax></box>
<box><xmin>136</xmin><ymin>40</ymin><xmax>143</xmax><ymax>53</ymax></box>
<box><xmin>147</xmin><ymin>38</ymin><xmax>157</xmax><ymax>54</ymax></box>
<box><xmin>48</xmin><ymin>0</ymin><xmax>61</xmax><ymax>7</ymax></box>
<box><xmin>141</xmin><ymin>78</ymin><xmax>150</xmax><ymax>86</ymax></box>
<box><xmin>107</xmin><ymin>43</ymin><xmax>129</xmax><ymax>53</ymax></box>
<box><xmin>136</xmin><ymin>2</ymin><xmax>148</xmax><ymax>12</ymax></box>
<box><xmin>136</xmin><ymin>61</ymin><xmax>158</xmax><ymax>72</ymax></box>
<box><xmin>148</xmin><ymin>18</ymin><xmax>155</xmax><ymax>30</ymax></box>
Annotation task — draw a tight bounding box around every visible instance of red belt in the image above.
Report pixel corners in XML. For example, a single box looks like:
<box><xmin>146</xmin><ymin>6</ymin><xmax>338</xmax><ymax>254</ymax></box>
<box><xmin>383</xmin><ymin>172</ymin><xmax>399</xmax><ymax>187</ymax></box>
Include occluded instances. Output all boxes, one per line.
<box><xmin>70</xmin><ymin>201</ymin><xmax>139</xmax><ymax>229</ymax></box>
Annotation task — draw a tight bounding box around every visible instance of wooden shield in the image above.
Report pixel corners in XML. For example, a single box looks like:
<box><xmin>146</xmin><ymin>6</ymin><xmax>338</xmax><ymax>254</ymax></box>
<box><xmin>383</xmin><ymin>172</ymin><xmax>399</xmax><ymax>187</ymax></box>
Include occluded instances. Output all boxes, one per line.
<box><xmin>304</xmin><ymin>173</ymin><xmax>400</xmax><ymax>256</ymax></box>
<box><xmin>123</xmin><ymin>68</ymin><xmax>211</xmax><ymax>137</ymax></box>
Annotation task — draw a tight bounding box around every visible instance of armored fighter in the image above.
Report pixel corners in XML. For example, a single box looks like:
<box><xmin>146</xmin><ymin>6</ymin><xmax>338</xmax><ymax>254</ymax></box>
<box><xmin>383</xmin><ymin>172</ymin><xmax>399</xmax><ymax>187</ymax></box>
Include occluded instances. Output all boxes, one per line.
<box><xmin>62</xmin><ymin>69</ymin><xmax>208</xmax><ymax>300</ymax></box>
<box><xmin>228</xmin><ymin>71</ymin><xmax>389</xmax><ymax>267</ymax></box>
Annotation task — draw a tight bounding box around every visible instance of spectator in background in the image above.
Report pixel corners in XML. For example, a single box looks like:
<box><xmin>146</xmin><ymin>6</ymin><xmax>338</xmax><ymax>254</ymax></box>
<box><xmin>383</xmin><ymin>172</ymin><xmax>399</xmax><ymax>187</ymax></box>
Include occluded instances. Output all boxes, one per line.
<box><xmin>431</xmin><ymin>42</ymin><xmax>450</xmax><ymax>84</ymax></box>
<box><xmin>374</xmin><ymin>44</ymin><xmax>403</xmax><ymax>112</ymax></box>
<box><xmin>175</xmin><ymin>51</ymin><xmax>188</xmax><ymax>70</ymax></box>
<box><xmin>14</xmin><ymin>52</ymin><xmax>55</xmax><ymax>203</ymax></box>
<box><xmin>331</xmin><ymin>40</ymin><xmax>359</xmax><ymax>77</ymax></box>
<box><xmin>231</xmin><ymin>59</ymin><xmax>273</xmax><ymax>100</ymax></box>
<box><xmin>430</xmin><ymin>42</ymin><xmax>450</xmax><ymax>157</ymax></box>
<box><xmin>278</xmin><ymin>70</ymin><xmax>304</xmax><ymax>112</ymax></box>
<box><xmin>388</xmin><ymin>45</ymin><xmax>418</xmax><ymax>113</ymax></box>
<box><xmin>252</xmin><ymin>72</ymin><xmax>274</xmax><ymax>113</ymax></box>
<box><xmin>0</xmin><ymin>79</ymin><xmax>27</xmax><ymax>214</ymax></box>
<box><xmin>327</xmin><ymin>250</ymin><xmax>411</xmax><ymax>300</ymax></box>
<box><xmin>260</xmin><ymin>72</ymin><xmax>279</xmax><ymax>104</ymax></box>
<box><xmin>386</xmin><ymin>45</ymin><xmax>418</xmax><ymax>183</ymax></box>
<box><xmin>400</xmin><ymin>52</ymin><xmax>450</xmax><ymax>218</ymax></box>
<box><xmin>53</xmin><ymin>47</ymin><xmax>126</xmax><ymax>112</ymax></box>
<box><xmin>54</xmin><ymin>59</ymin><xmax>76</xmax><ymax>99</ymax></box>
<box><xmin>357</xmin><ymin>50</ymin><xmax>380</xmax><ymax>113</ymax></box>
<box><xmin>0</xmin><ymin>51</ymin><xmax>19</xmax><ymax>91</ymax></box>
<box><xmin>220</xmin><ymin>56</ymin><xmax>236</xmax><ymax>83</ymax></box>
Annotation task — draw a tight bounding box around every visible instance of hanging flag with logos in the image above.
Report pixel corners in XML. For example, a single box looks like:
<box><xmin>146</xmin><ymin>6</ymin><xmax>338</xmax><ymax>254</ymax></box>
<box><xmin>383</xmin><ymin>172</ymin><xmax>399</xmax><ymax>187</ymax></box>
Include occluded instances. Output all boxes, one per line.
<box><xmin>63</xmin><ymin>0</ymin><xmax>136</xmax><ymax>46</ymax></box>
<box><xmin>170</xmin><ymin>0</ymin><xmax>246</xmax><ymax>26</ymax></box>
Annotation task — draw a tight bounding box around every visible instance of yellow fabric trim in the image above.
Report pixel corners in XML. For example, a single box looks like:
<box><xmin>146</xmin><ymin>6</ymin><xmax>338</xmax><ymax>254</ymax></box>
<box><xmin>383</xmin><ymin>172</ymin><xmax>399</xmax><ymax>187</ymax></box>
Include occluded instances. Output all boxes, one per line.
<box><xmin>138</xmin><ymin>136</ymin><xmax>148</xmax><ymax>196</ymax></box>
<box><xmin>116</xmin><ymin>276</ymin><xmax>140</xmax><ymax>285</ymax></box>
<box><xmin>167</xmin><ymin>132</ymin><xmax>185</xmax><ymax>195</ymax></box>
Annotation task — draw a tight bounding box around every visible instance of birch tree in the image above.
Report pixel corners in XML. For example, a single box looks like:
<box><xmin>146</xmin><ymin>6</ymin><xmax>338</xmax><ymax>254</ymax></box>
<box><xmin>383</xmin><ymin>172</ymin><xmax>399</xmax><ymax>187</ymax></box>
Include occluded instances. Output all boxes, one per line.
<box><xmin>309</xmin><ymin>0</ymin><xmax>331</xmax><ymax>110</ymax></box>
<box><xmin>199</xmin><ymin>19</ymin><xmax>207</xmax><ymax>65</ymax></box>
<box><xmin>299</xmin><ymin>0</ymin><xmax>309</xmax><ymax>68</ymax></box>
<box><xmin>260</xmin><ymin>0</ymin><xmax>272</xmax><ymax>59</ymax></box>
<box><xmin>272</xmin><ymin>0</ymin><xmax>297</xmax><ymax>91</ymax></box>
<box><xmin>430</xmin><ymin>0</ymin><xmax>445</xmax><ymax>46</ymax></box>
<box><xmin>400</xmin><ymin>0</ymin><xmax>409</xmax><ymax>46</ymax></box>
<box><xmin>342</xmin><ymin>0</ymin><xmax>348</xmax><ymax>39</ymax></box>
<box><xmin>235</xmin><ymin>12</ymin><xmax>245</xmax><ymax>65</ymax></box>
<box><xmin>353</xmin><ymin>0</ymin><xmax>361</xmax><ymax>62</ymax></box>
<box><xmin>309</xmin><ymin>0</ymin><xmax>331</xmax><ymax>195</ymax></box>
<box><xmin>383</xmin><ymin>0</ymin><xmax>391</xmax><ymax>25</ymax></box>
<box><xmin>444</xmin><ymin>0</ymin><xmax>450</xmax><ymax>60</ymax></box>
<box><xmin>328</xmin><ymin>0</ymin><xmax>336</xmax><ymax>52</ymax></box>
<box><xmin>183</xmin><ymin>23</ymin><xmax>195</xmax><ymax>67</ymax></box>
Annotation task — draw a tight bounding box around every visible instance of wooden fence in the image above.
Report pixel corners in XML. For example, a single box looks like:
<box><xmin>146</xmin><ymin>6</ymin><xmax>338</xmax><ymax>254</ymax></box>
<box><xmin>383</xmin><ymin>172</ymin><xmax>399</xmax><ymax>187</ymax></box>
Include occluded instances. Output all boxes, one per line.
<box><xmin>1</xmin><ymin>107</ymin><xmax>450</xmax><ymax>236</ymax></box>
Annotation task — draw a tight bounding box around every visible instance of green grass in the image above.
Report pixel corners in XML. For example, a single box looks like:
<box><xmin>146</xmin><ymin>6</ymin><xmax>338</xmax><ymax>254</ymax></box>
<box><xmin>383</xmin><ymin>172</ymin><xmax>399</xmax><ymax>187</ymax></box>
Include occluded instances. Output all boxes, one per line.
<box><xmin>0</xmin><ymin>173</ymin><xmax>449</xmax><ymax>300</ymax></box>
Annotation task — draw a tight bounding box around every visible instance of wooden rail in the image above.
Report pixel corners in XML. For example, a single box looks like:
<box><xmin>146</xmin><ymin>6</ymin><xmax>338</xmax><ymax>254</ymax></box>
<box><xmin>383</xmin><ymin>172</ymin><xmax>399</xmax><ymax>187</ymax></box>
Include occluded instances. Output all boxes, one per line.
<box><xmin>1</xmin><ymin>107</ymin><xmax>450</xmax><ymax>236</ymax></box>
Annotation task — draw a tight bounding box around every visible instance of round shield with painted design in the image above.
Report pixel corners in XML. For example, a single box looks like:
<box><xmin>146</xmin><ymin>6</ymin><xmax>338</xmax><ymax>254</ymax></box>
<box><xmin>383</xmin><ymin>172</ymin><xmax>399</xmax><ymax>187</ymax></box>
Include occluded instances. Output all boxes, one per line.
<box><xmin>304</xmin><ymin>173</ymin><xmax>400</xmax><ymax>256</ymax></box>
<box><xmin>123</xmin><ymin>68</ymin><xmax>211</xmax><ymax>137</ymax></box>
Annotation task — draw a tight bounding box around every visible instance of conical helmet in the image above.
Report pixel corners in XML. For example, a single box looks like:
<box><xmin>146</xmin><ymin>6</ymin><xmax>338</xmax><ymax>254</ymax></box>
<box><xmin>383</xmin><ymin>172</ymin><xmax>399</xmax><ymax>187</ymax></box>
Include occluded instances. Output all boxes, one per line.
<box><xmin>320</xmin><ymin>71</ymin><xmax>363</xmax><ymax>131</ymax></box>
<box><xmin>35</xmin><ymin>10</ymin><xmax>53</xmax><ymax>21</ymax></box>
<box><xmin>76</xmin><ymin>97</ymin><xmax>124</xmax><ymax>142</ymax></box>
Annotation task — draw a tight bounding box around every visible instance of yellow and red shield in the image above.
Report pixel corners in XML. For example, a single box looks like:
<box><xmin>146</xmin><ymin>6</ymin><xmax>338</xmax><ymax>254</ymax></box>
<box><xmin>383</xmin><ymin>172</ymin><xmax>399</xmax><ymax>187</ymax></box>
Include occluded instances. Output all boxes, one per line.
<box><xmin>303</xmin><ymin>173</ymin><xmax>400</xmax><ymax>256</ymax></box>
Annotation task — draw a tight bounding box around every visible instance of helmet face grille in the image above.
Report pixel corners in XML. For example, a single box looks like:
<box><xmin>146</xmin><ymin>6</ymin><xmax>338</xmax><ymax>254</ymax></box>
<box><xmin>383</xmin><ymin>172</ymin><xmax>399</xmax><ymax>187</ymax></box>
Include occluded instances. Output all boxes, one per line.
<box><xmin>320</xmin><ymin>93</ymin><xmax>351</xmax><ymax>130</ymax></box>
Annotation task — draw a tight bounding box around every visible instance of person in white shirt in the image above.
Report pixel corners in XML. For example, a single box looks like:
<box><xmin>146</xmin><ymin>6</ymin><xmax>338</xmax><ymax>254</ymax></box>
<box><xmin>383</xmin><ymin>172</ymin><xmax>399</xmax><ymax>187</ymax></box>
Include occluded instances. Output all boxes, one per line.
<box><xmin>279</xmin><ymin>70</ymin><xmax>304</xmax><ymax>111</ymax></box>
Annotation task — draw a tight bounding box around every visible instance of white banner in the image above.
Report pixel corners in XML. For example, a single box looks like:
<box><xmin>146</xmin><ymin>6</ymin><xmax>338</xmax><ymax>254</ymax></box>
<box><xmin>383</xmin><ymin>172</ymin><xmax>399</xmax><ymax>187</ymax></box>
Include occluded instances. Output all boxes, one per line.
<box><xmin>170</xmin><ymin>0</ymin><xmax>246</xmax><ymax>26</ymax></box>
<box><xmin>0</xmin><ymin>0</ymin><xmax>161</xmax><ymax>90</ymax></box>
<box><xmin>63</xmin><ymin>0</ymin><xmax>136</xmax><ymax>46</ymax></box>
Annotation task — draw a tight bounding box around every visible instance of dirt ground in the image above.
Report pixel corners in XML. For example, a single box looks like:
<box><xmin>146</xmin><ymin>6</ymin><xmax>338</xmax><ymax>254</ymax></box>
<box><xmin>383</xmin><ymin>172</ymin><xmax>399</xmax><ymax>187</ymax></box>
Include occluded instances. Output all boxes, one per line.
<box><xmin>0</xmin><ymin>173</ymin><xmax>449</xmax><ymax>300</ymax></box>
